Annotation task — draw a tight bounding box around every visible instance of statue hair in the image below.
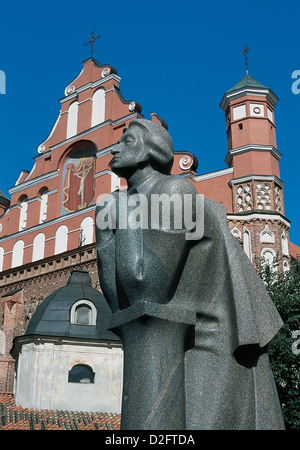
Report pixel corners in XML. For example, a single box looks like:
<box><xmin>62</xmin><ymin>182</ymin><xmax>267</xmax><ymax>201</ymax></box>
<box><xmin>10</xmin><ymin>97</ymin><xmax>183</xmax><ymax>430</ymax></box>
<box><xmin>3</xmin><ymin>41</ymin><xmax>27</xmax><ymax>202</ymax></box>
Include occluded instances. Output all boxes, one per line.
<box><xmin>126</xmin><ymin>119</ymin><xmax>174</xmax><ymax>174</ymax></box>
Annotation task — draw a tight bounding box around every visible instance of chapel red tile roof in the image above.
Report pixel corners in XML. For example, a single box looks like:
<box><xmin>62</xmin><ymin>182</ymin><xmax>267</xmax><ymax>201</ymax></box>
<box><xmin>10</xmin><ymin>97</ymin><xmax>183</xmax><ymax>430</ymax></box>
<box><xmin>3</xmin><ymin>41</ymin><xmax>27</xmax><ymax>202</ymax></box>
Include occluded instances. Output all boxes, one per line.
<box><xmin>0</xmin><ymin>393</ymin><xmax>121</xmax><ymax>430</ymax></box>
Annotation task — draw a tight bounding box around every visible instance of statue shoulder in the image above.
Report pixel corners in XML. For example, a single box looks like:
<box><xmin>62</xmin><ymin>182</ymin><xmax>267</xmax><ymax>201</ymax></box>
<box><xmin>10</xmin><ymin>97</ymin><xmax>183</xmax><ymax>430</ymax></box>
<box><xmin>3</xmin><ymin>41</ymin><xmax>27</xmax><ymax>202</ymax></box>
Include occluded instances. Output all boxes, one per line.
<box><xmin>153</xmin><ymin>174</ymin><xmax>197</xmax><ymax>196</ymax></box>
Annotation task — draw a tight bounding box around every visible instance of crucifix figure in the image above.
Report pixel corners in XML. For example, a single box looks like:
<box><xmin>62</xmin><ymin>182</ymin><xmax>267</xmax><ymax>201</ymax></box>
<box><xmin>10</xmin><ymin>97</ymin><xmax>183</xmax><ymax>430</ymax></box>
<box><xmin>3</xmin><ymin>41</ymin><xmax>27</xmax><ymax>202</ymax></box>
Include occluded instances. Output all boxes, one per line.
<box><xmin>74</xmin><ymin>158</ymin><xmax>93</xmax><ymax>209</ymax></box>
<box><xmin>84</xmin><ymin>31</ymin><xmax>101</xmax><ymax>57</ymax></box>
<box><xmin>241</xmin><ymin>44</ymin><xmax>250</xmax><ymax>74</ymax></box>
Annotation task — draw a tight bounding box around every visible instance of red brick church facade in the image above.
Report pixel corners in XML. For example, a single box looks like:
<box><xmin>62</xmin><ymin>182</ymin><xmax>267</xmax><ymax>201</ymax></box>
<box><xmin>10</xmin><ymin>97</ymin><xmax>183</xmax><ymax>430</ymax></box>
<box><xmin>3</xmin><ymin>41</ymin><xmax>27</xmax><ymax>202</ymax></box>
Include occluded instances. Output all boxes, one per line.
<box><xmin>0</xmin><ymin>57</ymin><xmax>299</xmax><ymax>393</ymax></box>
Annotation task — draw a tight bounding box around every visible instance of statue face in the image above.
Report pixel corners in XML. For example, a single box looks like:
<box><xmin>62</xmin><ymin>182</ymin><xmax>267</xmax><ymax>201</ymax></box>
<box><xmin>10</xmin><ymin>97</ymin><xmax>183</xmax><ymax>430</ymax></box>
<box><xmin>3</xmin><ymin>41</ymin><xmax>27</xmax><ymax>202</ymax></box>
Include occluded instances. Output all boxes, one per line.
<box><xmin>110</xmin><ymin>125</ymin><xmax>149</xmax><ymax>177</ymax></box>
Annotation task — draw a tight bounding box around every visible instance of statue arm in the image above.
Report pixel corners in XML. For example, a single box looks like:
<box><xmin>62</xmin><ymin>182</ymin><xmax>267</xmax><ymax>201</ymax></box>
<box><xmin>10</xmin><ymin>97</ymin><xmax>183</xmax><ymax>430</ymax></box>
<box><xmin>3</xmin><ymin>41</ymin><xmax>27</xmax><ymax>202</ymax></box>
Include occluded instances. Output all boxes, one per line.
<box><xmin>95</xmin><ymin>193</ymin><xmax>119</xmax><ymax>312</ymax></box>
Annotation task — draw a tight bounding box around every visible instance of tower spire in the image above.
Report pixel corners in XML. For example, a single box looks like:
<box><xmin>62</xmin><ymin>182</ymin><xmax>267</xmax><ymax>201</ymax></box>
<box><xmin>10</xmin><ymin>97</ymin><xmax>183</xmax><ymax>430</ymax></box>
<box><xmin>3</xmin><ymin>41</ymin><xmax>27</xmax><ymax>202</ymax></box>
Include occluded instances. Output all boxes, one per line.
<box><xmin>83</xmin><ymin>31</ymin><xmax>101</xmax><ymax>58</ymax></box>
<box><xmin>241</xmin><ymin>45</ymin><xmax>250</xmax><ymax>74</ymax></box>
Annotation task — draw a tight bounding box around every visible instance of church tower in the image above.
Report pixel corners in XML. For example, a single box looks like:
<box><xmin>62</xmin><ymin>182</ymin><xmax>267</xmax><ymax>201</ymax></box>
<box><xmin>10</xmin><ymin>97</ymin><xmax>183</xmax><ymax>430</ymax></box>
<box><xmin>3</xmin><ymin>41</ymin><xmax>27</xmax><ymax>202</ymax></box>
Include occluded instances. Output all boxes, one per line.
<box><xmin>220</xmin><ymin>73</ymin><xmax>290</xmax><ymax>271</ymax></box>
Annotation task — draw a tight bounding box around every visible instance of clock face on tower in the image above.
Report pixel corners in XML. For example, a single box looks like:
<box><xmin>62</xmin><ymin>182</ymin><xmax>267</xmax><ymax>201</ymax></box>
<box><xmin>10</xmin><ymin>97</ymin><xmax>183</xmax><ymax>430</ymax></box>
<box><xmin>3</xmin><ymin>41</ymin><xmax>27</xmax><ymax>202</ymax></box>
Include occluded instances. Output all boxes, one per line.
<box><xmin>250</xmin><ymin>103</ymin><xmax>264</xmax><ymax>117</ymax></box>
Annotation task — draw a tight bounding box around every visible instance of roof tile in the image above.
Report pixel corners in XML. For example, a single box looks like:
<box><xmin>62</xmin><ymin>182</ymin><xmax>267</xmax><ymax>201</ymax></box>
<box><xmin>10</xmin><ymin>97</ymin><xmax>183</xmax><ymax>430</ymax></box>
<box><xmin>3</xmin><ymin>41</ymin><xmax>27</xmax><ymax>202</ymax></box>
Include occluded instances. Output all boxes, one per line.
<box><xmin>0</xmin><ymin>393</ymin><xmax>120</xmax><ymax>430</ymax></box>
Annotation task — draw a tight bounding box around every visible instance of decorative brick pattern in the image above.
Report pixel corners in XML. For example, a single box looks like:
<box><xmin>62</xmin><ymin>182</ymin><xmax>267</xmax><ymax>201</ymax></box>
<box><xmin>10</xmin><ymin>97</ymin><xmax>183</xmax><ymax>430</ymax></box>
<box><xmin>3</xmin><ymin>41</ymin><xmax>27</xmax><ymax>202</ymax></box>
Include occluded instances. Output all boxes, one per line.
<box><xmin>255</xmin><ymin>181</ymin><xmax>272</xmax><ymax>211</ymax></box>
<box><xmin>235</xmin><ymin>183</ymin><xmax>252</xmax><ymax>212</ymax></box>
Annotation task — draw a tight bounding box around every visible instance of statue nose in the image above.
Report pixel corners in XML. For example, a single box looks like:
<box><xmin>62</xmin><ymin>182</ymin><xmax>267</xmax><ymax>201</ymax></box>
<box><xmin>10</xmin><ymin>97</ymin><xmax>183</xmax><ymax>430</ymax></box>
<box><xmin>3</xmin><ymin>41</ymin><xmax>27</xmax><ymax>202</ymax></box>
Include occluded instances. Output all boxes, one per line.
<box><xmin>111</xmin><ymin>145</ymin><xmax>119</xmax><ymax>155</ymax></box>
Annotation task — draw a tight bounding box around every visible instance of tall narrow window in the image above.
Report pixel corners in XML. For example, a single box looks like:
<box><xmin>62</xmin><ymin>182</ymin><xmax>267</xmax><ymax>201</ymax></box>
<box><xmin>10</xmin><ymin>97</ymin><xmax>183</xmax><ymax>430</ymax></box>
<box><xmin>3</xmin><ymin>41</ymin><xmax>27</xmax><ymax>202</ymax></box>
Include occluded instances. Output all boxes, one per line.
<box><xmin>12</xmin><ymin>240</ymin><xmax>24</xmax><ymax>268</ymax></box>
<box><xmin>32</xmin><ymin>233</ymin><xmax>45</xmax><ymax>262</ymax></box>
<box><xmin>0</xmin><ymin>247</ymin><xmax>4</xmax><ymax>272</ymax></box>
<box><xmin>80</xmin><ymin>216</ymin><xmax>94</xmax><ymax>245</ymax></box>
<box><xmin>91</xmin><ymin>89</ymin><xmax>105</xmax><ymax>127</ymax></box>
<box><xmin>55</xmin><ymin>225</ymin><xmax>68</xmax><ymax>254</ymax></box>
<box><xmin>67</xmin><ymin>101</ymin><xmax>78</xmax><ymax>139</ymax></box>
<box><xmin>243</xmin><ymin>228</ymin><xmax>252</xmax><ymax>261</ymax></box>
<box><xmin>39</xmin><ymin>190</ymin><xmax>48</xmax><ymax>223</ymax></box>
<box><xmin>19</xmin><ymin>197</ymin><xmax>28</xmax><ymax>231</ymax></box>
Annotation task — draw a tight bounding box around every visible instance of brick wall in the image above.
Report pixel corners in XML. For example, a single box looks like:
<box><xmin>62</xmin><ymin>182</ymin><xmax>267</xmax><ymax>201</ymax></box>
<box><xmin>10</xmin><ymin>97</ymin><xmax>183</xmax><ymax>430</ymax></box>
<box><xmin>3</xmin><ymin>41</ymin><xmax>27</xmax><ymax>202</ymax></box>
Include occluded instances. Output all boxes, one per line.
<box><xmin>0</xmin><ymin>246</ymin><xmax>99</xmax><ymax>393</ymax></box>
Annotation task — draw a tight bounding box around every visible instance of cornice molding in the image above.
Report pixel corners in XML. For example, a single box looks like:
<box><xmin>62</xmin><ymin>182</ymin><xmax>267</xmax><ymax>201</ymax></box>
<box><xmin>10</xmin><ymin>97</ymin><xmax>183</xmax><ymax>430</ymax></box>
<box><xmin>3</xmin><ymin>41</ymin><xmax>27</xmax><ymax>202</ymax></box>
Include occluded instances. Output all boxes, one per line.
<box><xmin>8</xmin><ymin>171</ymin><xmax>59</xmax><ymax>195</ymax></box>
<box><xmin>184</xmin><ymin>167</ymin><xmax>233</xmax><ymax>182</ymax></box>
<box><xmin>227</xmin><ymin>212</ymin><xmax>290</xmax><ymax>228</ymax></box>
<box><xmin>0</xmin><ymin>205</ymin><xmax>96</xmax><ymax>244</ymax></box>
<box><xmin>59</xmin><ymin>74</ymin><xmax>121</xmax><ymax>104</ymax></box>
<box><xmin>220</xmin><ymin>87</ymin><xmax>278</xmax><ymax>112</ymax></box>
<box><xmin>229</xmin><ymin>174</ymin><xmax>285</xmax><ymax>188</ymax></box>
<box><xmin>225</xmin><ymin>144</ymin><xmax>282</xmax><ymax>166</ymax></box>
<box><xmin>49</xmin><ymin>112</ymin><xmax>142</xmax><ymax>151</ymax></box>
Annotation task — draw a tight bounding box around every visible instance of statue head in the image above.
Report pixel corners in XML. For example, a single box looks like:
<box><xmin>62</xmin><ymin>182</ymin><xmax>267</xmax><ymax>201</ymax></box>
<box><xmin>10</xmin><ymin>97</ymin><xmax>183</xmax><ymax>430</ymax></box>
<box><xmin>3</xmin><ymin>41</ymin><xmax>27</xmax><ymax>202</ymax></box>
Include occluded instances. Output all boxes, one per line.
<box><xmin>110</xmin><ymin>119</ymin><xmax>174</xmax><ymax>178</ymax></box>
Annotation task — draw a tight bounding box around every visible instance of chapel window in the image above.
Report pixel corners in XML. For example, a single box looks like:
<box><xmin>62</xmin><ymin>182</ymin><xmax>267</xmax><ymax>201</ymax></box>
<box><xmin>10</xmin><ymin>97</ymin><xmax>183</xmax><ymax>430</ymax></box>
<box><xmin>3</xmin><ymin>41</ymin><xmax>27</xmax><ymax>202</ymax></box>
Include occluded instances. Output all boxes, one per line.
<box><xmin>91</xmin><ymin>88</ymin><xmax>105</xmax><ymax>127</ymax></box>
<box><xmin>54</xmin><ymin>225</ymin><xmax>68</xmax><ymax>255</ymax></box>
<box><xmin>12</xmin><ymin>240</ymin><xmax>24</xmax><ymax>268</ymax></box>
<box><xmin>32</xmin><ymin>233</ymin><xmax>45</xmax><ymax>262</ymax></box>
<box><xmin>67</xmin><ymin>101</ymin><xmax>78</xmax><ymax>139</ymax></box>
<box><xmin>75</xmin><ymin>304</ymin><xmax>92</xmax><ymax>325</ymax></box>
<box><xmin>70</xmin><ymin>299</ymin><xmax>97</xmax><ymax>326</ymax></box>
<box><xmin>68</xmin><ymin>364</ymin><xmax>95</xmax><ymax>384</ymax></box>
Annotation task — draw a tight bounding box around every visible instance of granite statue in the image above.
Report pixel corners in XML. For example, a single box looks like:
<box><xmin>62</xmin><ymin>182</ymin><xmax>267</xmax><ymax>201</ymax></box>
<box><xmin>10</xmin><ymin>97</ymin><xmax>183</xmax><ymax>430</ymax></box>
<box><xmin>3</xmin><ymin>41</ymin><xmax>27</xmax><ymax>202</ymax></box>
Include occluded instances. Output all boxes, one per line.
<box><xmin>95</xmin><ymin>118</ymin><xmax>285</xmax><ymax>430</ymax></box>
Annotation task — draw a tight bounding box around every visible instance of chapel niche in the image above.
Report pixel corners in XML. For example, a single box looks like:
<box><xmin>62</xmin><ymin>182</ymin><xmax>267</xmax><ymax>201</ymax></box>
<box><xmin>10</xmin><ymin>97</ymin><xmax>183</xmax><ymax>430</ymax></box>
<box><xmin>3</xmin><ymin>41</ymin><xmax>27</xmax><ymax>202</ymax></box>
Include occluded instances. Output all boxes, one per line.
<box><xmin>61</xmin><ymin>142</ymin><xmax>96</xmax><ymax>215</ymax></box>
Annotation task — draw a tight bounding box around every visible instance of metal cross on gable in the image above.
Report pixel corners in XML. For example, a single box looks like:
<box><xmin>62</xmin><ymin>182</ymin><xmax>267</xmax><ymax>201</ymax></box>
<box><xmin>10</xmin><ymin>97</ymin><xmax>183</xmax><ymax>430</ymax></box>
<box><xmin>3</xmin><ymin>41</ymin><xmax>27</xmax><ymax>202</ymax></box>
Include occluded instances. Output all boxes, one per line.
<box><xmin>83</xmin><ymin>31</ymin><xmax>101</xmax><ymax>57</ymax></box>
<box><xmin>241</xmin><ymin>45</ymin><xmax>250</xmax><ymax>74</ymax></box>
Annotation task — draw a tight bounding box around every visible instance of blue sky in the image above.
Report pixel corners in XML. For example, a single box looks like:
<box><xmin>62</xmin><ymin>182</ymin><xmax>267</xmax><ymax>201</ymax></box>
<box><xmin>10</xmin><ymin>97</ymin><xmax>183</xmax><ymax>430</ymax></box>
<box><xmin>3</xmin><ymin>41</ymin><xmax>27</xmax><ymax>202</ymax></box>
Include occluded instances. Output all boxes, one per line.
<box><xmin>0</xmin><ymin>1</ymin><xmax>299</xmax><ymax>245</ymax></box>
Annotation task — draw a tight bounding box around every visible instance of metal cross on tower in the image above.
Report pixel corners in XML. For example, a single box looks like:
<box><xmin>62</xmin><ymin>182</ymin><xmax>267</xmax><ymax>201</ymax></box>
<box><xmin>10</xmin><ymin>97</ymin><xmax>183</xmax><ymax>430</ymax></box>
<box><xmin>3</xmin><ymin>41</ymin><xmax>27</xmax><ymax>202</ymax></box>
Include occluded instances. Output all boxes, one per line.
<box><xmin>241</xmin><ymin>45</ymin><xmax>250</xmax><ymax>74</ymax></box>
<box><xmin>83</xmin><ymin>31</ymin><xmax>101</xmax><ymax>57</ymax></box>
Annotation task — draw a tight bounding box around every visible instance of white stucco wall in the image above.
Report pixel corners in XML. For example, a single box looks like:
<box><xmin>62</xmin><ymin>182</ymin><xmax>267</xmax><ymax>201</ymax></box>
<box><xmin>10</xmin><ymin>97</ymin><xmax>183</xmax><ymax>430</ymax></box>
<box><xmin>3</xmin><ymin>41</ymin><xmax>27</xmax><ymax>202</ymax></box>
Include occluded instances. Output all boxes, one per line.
<box><xmin>14</xmin><ymin>336</ymin><xmax>123</xmax><ymax>413</ymax></box>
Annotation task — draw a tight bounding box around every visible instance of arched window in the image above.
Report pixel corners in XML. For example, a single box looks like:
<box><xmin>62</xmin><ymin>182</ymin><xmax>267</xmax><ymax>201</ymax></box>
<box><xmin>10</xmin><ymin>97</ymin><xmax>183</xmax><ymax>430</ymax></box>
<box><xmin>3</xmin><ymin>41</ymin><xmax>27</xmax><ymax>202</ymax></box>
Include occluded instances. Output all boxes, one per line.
<box><xmin>32</xmin><ymin>233</ymin><xmax>45</xmax><ymax>262</ymax></box>
<box><xmin>91</xmin><ymin>89</ymin><xmax>105</xmax><ymax>127</ymax></box>
<box><xmin>68</xmin><ymin>364</ymin><xmax>95</xmax><ymax>384</ymax></box>
<box><xmin>70</xmin><ymin>299</ymin><xmax>97</xmax><ymax>326</ymax></box>
<box><xmin>75</xmin><ymin>304</ymin><xmax>92</xmax><ymax>324</ymax></box>
<box><xmin>283</xmin><ymin>260</ymin><xmax>290</xmax><ymax>273</ymax></box>
<box><xmin>261</xmin><ymin>248</ymin><xmax>277</xmax><ymax>272</ymax></box>
<box><xmin>67</xmin><ymin>101</ymin><xmax>78</xmax><ymax>139</ymax></box>
<box><xmin>54</xmin><ymin>225</ymin><xmax>68</xmax><ymax>254</ymax></box>
<box><xmin>12</xmin><ymin>240</ymin><xmax>24</xmax><ymax>268</ymax></box>
<box><xmin>39</xmin><ymin>189</ymin><xmax>49</xmax><ymax>223</ymax></box>
<box><xmin>0</xmin><ymin>247</ymin><xmax>4</xmax><ymax>272</ymax></box>
<box><xmin>19</xmin><ymin>196</ymin><xmax>28</xmax><ymax>231</ymax></box>
<box><xmin>80</xmin><ymin>216</ymin><xmax>94</xmax><ymax>245</ymax></box>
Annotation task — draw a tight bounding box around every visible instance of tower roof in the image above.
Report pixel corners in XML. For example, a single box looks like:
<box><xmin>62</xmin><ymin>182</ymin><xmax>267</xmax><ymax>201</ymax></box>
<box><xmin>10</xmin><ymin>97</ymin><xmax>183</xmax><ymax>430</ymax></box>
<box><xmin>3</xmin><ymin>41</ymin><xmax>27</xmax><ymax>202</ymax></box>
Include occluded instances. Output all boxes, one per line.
<box><xmin>0</xmin><ymin>188</ymin><xmax>9</xmax><ymax>201</ymax></box>
<box><xmin>25</xmin><ymin>270</ymin><xmax>119</xmax><ymax>341</ymax></box>
<box><xmin>227</xmin><ymin>73</ymin><xmax>268</xmax><ymax>93</ymax></box>
<box><xmin>220</xmin><ymin>73</ymin><xmax>278</xmax><ymax>111</ymax></box>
